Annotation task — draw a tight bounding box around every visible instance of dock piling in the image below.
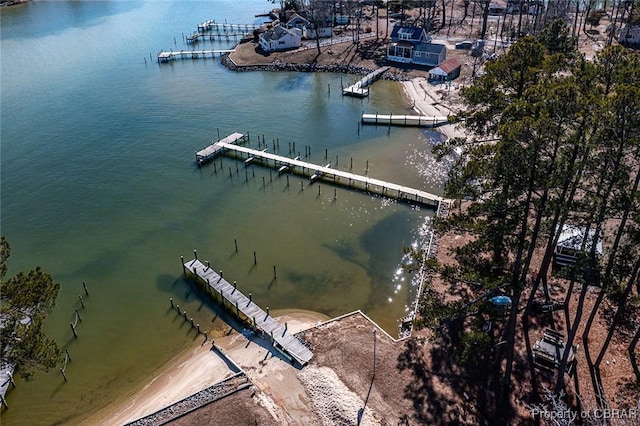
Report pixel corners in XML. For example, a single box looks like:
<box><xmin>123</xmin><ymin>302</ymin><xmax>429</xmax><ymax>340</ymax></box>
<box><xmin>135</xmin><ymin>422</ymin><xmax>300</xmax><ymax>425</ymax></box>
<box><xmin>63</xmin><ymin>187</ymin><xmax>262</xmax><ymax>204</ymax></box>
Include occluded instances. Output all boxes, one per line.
<box><xmin>253</xmin><ymin>251</ymin><xmax>257</xmax><ymax>265</ymax></box>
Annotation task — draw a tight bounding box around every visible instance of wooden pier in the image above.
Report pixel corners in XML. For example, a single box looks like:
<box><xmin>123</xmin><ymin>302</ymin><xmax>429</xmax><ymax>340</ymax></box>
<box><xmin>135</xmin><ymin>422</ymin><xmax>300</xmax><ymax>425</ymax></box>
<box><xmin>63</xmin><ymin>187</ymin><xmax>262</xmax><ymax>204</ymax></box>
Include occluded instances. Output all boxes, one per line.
<box><xmin>342</xmin><ymin>66</ymin><xmax>390</xmax><ymax>97</ymax></box>
<box><xmin>197</xmin><ymin>20</ymin><xmax>260</xmax><ymax>33</ymax></box>
<box><xmin>205</xmin><ymin>134</ymin><xmax>443</xmax><ymax>207</ymax></box>
<box><xmin>186</xmin><ymin>32</ymin><xmax>249</xmax><ymax>44</ymax></box>
<box><xmin>157</xmin><ymin>49</ymin><xmax>235</xmax><ymax>63</ymax></box>
<box><xmin>195</xmin><ymin>132</ymin><xmax>246</xmax><ymax>165</ymax></box>
<box><xmin>183</xmin><ymin>258</ymin><xmax>313</xmax><ymax>366</ymax></box>
<box><xmin>361</xmin><ymin>113</ymin><xmax>450</xmax><ymax>127</ymax></box>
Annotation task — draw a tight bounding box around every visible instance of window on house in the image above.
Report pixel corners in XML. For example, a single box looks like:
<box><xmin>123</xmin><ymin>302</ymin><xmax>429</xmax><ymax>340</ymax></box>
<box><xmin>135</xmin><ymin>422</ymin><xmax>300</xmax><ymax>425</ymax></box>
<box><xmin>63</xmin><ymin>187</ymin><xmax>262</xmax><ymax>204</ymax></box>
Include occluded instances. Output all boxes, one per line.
<box><xmin>279</xmin><ymin>40</ymin><xmax>285</xmax><ymax>44</ymax></box>
<box><xmin>399</xmin><ymin>28</ymin><xmax>413</xmax><ymax>40</ymax></box>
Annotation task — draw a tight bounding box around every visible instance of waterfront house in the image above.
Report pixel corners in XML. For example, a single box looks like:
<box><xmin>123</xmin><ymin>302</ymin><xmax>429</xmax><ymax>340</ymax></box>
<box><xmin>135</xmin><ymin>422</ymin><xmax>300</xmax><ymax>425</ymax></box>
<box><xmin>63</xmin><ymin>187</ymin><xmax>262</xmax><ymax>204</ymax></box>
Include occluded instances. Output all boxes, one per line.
<box><xmin>259</xmin><ymin>25</ymin><xmax>302</xmax><ymax>52</ymax></box>
<box><xmin>303</xmin><ymin>25</ymin><xmax>332</xmax><ymax>39</ymax></box>
<box><xmin>387</xmin><ymin>26</ymin><xmax>446</xmax><ymax>67</ymax></box>
<box><xmin>286</xmin><ymin>13</ymin><xmax>310</xmax><ymax>30</ymax></box>
<box><xmin>286</xmin><ymin>13</ymin><xmax>333</xmax><ymax>39</ymax></box>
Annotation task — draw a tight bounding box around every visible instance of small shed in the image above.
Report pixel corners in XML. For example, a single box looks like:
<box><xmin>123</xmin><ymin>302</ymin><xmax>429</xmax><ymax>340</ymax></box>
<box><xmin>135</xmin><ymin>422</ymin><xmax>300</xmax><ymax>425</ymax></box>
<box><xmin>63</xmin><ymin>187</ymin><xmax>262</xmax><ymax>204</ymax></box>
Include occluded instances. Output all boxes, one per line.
<box><xmin>428</xmin><ymin>58</ymin><xmax>462</xmax><ymax>81</ymax></box>
<box><xmin>554</xmin><ymin>224</ymin><xmax>602</xmax><ymax>268</ymax></box>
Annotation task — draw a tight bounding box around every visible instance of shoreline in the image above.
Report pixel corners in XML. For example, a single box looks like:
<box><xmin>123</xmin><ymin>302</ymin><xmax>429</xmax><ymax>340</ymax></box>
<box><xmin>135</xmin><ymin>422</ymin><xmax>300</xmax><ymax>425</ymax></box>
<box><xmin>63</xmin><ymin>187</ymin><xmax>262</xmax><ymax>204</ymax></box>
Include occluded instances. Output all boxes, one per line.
<box><xmin>80</xmin><ymin>310</ymin><xmax>329</xmax><ymax>425</ymax></box>
<box><xmin>223</xmin><ymin>41</ymin><xmax>468</xmax><ymax>142</ymax></box>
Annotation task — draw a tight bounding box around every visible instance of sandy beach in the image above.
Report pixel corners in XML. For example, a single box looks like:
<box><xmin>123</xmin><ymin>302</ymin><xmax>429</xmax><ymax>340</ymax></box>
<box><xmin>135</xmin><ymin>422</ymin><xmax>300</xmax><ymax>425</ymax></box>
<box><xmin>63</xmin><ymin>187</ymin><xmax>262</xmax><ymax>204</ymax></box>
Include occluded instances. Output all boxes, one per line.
<box><xmin>81</xmin><ymin>310</ymin><xmax>328</xmax><ymax>426</ymax></box>
<box><xmin>401</xmin><ymin>77</ymin><xmax>469</xmax><ymax>141</ymax></box>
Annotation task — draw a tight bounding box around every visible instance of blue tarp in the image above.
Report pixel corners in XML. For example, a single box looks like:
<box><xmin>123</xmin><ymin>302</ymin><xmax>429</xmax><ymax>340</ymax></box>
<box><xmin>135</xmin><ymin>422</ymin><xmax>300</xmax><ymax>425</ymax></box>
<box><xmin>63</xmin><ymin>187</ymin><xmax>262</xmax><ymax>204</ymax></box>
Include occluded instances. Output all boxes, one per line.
<box><xmin>490</xmin><ymin>295</ymin><xmax>512</xmax><ymax>306</ymax></box>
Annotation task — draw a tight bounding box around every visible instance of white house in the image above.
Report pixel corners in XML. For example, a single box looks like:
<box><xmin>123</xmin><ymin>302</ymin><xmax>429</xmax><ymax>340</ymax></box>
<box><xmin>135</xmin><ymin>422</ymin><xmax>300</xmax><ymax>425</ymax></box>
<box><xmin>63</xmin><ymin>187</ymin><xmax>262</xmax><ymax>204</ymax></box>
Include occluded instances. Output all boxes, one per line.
<box><xmin>259</xmin><ymin>25</ymin><xmax>302</xmax><ymax>52</ymax></box>
<box><xmin>302</xmin><ymin>26</ymin><xmax>332</xmax><ymax>39</ymax></box>
<box><xmin>286</xmin><ymin>13</ymin><xmax>310</xmax><ymax>30</ymax></box>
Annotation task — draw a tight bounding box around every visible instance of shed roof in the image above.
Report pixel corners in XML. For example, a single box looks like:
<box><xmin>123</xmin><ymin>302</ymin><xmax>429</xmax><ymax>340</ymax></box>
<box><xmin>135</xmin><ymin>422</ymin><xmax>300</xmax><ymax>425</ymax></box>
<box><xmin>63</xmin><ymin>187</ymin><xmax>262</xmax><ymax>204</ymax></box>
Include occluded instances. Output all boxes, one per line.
<box><xmin>438</xmin><ymin>58</ymin><xmax>461</xmax><ymax>74</ymax></box>
<box><xmin>557</xmin><ymin>224</ymin><xmax>603</xmax><ymax>255</ymax></box>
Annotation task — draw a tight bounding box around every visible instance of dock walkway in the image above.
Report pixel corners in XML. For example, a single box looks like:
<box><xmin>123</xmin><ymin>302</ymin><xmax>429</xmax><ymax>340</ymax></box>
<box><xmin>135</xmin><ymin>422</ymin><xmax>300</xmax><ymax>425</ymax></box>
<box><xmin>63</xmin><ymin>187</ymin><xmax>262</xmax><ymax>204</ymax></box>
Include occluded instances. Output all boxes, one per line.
<box><xmin>186</xmin><ymin>32</ymin><xmax>249</xmax><ymax>43</ymax></box>
<box><xmin>195</xmin><ymin>132</ymin><xmax>246</xmax><ymax>165</ymax></box>
<box><xmin>361</xmin><ymin>113</ymin><xmax>449</xmax><ymax>127</ymax></box>
<box><xmin>214</xmin><ymin>139</ymin><xmax>443</xmax><ymax>207</ymax></box>
<box><xmin>197</xmin><ymin>20</ymin><xmax>260</xmax><ymax>33</ymax></box>
<box><xmin>157</xmin><ymin>49</ymin><xmax>235</xmax><ymax>63</ymax></box>
<box><xmin>342</xmin><ymin>66</ymin><xmax>389</xmax><ymax>97</ymax></box>
<box><xmin>183</xmin><ymin>259</ymin><xmax>313</xmax><ymax>366</ymax></box>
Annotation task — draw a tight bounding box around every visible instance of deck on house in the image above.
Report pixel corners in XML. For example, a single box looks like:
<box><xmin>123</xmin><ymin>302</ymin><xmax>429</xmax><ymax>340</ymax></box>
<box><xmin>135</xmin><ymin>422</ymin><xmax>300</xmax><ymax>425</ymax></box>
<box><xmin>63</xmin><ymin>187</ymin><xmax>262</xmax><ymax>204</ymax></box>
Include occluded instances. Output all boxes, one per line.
<box><xmin>213</xmin><ymin>139</ymin><xmax>443</xmax><ymax>207</ymax></box>
<box><xmin>342</xmin><ymin>66</ymin><xmax>390</xmax><ymax>97</ymax></box>
<box><xmin>183</xmin><ymin>259</ymin><xmax>313</xmax><ymax>366</ymax></box>
<box><xmin>361</xmin><ymin>113</ymin><xmax>449</xmax><ymax>127</ymax></box>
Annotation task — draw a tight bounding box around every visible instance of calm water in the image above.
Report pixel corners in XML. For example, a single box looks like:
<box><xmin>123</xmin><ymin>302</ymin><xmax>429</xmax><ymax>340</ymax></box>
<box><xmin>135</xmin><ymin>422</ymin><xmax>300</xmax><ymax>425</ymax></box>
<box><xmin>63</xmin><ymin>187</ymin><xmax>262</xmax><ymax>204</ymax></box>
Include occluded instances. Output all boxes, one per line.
<box><xmin>0</xmin><ymin>1</ymin><xmax>444</xmax><ymax>424</ymax></box>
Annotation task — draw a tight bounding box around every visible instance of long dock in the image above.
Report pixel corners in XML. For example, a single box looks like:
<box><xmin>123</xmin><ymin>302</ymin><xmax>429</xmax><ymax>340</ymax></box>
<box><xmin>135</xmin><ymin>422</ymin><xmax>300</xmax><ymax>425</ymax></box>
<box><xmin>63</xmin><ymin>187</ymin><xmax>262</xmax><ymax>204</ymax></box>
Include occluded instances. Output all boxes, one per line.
<box><xmin>361</xmin><ymin>113</ymin><xmax>450</xmax><ymax>127</ymax></box>
<box><xmin>183</xmin><ymin>258</ymin><xmax>314</xmax><ymax>366</ymax></box>
<box><xmin>211</xmin><ymin>138</ymin><xmax>443</xmax><ymax>207</ymax></box>
<box><xmin>186</xmin><ymin>32</ymin><xmax>249</xmax><ymax>44</ymax></box>
<box><xmin>342</xmin><ymin>66</ymin><xmax>390</xmax><ymax>97</ymax></box>
<box><xmin>197</xmin><ymin>20</ymin><xmax>261</xmax><ymax>33</ymax></box>
<box><xmin>157</xmin><ymin>49</ymin><xmax>235</xmax><ymax>63</ymax></box>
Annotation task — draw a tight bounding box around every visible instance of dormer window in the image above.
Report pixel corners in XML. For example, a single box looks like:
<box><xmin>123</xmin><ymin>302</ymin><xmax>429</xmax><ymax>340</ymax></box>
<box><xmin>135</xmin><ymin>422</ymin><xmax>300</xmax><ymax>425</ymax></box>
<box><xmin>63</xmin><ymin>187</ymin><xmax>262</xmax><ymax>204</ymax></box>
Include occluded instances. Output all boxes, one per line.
<box><xmin>399</xmin><ymin>28</ymin><xmax>413</xmax><ymax>40</ymax></box>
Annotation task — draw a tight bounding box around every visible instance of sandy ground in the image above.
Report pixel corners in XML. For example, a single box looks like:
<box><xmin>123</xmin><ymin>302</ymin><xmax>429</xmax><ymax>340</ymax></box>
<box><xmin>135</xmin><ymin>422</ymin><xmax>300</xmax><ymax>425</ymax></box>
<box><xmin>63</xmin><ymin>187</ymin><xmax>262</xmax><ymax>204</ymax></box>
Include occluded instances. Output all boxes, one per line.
<box><xmin>169</xmin><ymin>311</ymin><xmax>427</xmax><ymax>426</ymax></box>
<box><xmin>80</xmin><ymin>310</ymin><xmax>328</xmax><ymax>426</ymax></box>
<box><xmin>400</xmin><ymin>77</ymin><xmax>468</xmax><ymax>140</ymax></box>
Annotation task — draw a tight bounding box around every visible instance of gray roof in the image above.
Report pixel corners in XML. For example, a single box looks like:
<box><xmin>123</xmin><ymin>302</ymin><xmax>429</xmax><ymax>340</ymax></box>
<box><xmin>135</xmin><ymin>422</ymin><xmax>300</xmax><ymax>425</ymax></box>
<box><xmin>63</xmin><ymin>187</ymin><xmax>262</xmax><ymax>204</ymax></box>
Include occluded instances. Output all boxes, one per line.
<box><xmin>261</xmin><ymin>25</ymin><xmax>295</xmax><ymax>42</ymax></box>
<box><xmin>390</xmin><ymin>25</ymin><xmax>429</xmax><ymax>42</ymax></box>
<box><xmin>414</xmin><ymin>42</ymin><xmax>446</xmax><ymax>54</ymax></box>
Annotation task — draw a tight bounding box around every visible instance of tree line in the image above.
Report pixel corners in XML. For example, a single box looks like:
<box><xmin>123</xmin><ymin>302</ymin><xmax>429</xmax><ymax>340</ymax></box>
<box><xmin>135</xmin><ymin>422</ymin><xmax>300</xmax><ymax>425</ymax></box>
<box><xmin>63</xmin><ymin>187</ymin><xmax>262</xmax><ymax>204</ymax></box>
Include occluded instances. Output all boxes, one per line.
<box><xmin>417</xmin><ymin>20</ymin><xmax>639</xmax><ymax>424</ymax></box>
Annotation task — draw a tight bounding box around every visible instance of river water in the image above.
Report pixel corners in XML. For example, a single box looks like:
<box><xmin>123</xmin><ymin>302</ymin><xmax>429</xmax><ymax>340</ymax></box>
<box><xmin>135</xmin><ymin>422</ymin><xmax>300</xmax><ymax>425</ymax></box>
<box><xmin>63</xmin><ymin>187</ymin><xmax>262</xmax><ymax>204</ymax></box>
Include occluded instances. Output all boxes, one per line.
<box><xmin>0</xmin><ymin>1</ymin><xmax>445</xmax><ymax>424</ymax></box>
